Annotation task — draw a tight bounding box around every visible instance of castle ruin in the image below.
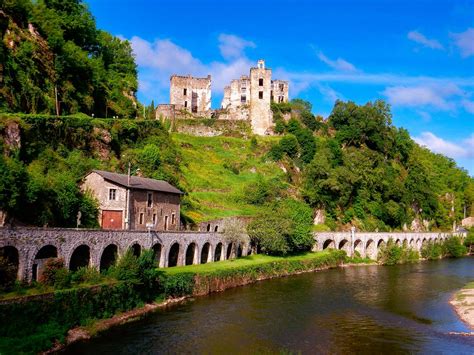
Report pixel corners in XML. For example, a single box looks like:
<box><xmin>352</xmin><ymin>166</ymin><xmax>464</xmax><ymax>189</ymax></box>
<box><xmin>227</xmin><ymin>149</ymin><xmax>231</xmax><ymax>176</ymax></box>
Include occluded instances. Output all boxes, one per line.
<box><xmin>155</xmin><ymin>60</ymin><xmax>289</xmax><ymax>135</ymax></box>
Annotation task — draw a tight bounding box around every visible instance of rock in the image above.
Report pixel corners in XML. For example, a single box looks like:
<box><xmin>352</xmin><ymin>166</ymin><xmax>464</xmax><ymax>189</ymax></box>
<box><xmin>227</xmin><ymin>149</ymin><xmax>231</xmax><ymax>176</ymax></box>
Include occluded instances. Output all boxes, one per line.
<box><xmin>313</xmin><ymin>209</ymin><xmax>325</xmax><ymax>225</ymax></box>
<box><xmin>3</xmin><ymin>121</ymin><xmax>21</xmax><ymax>153</ymax></box>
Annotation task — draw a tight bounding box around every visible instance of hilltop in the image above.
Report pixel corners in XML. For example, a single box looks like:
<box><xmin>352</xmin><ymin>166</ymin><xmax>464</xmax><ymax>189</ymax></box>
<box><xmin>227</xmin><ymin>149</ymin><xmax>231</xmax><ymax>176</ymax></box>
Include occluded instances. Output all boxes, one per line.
<box><xmin>1</xmin><ymin>98</ymin><xmax>472</xmax><ymax>232</ymax></box>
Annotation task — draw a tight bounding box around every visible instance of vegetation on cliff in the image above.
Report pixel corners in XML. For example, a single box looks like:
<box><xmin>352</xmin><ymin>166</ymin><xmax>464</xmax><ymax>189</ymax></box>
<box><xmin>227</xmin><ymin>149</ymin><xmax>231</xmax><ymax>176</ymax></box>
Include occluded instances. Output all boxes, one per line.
<box><xmin>1</xmin><ymin>0</ymin><xmax>138</xmax><ymax>117</ymax></box>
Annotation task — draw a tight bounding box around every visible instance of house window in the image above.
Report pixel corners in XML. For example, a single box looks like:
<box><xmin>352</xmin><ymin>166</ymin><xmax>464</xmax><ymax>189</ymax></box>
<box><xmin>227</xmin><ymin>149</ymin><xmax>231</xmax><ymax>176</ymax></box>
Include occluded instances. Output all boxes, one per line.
<box><xmin>183</xmin><ymin>88</ymin><xmax>187</xmax><ymax>95</ymax></box>
<box><xmin>152</xmin><ymin>213</ymin><xmax>156</xmax><ymax>225</ymax></box>
<box><xmin>139</xmin><ymin>213</ymin><xmax>144</xmax><ymax>225</ymax></box>
<box><xmin>147</xmin><ymin>192</ymin><xmax>153</xmax><ymax>208</ymax></box>
<box><xmin>259</xmin><ymin>78</ymin><xmax>263</xmax><ymax>86</ymax></box>
<box><xmin>259</xmin><ymin>91</ymin><xmax>263</xmax><ymax>99</ymax></box>
<box><xmin>171</xmin><ymin>213</ymin><xmax>175</xmax><ymax>225</ymax></box>
<box><xmin>241</xmin><ymin>95</ymin><xmax>246</xmax><ymax>103</ymax></box>
<box><xmin>109</xmin><ymin>189</ymin><xmax>116</xmax><ymax>200</ymax></box>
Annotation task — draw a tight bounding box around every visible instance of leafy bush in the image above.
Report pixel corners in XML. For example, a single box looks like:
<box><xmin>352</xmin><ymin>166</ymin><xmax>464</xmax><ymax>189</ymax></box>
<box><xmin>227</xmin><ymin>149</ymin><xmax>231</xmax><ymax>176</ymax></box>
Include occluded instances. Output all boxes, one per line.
<box><xmin>71</xmin><ymin>267</ymin><xmax>102</xmax><ymax>284</ymax></box>
<box><xmin>464</xmin><ymin>230</ymin><xmax>474</xmax><ymax>254</ymax></box>
<box><xmin>420</xmin><ymin>241</ymin><xmax>443</xmax><ymax>260</ymax></box>
<box><xmin>40</xmin><ymin>258</ymin><xmax>68</xmax><ymax>286</ymax></box>
<box><xmin>279</xmin><ymin>134</ymin><xmax>299</xmax><ymax>158</ymax></box>
<box><xmin>160</xmin><ymin>273</ymin><xmax>195</xmax><ymax>297</ymax></box>
<box><xmin>247</xmin><ymin>199</ymin><xmax>314</xmax><ymax>255</ymax></box>
<box><xmin>377</xmin><ymin>239</ymin><xmax>419</xmax><ymax>265</ymax></box>
<box><xmin>443</xmin><ymin>236</ymin><xmax>467</xmax><ymax>258</ymax></box>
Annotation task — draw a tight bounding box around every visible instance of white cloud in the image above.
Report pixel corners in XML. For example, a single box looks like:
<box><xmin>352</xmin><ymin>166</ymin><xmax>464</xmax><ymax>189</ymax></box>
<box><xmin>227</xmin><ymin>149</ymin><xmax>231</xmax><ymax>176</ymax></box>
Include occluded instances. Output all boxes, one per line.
<box><xmin>316</xmin><ymin>83</ymin><xmax>344</xmax><ymax>103</ymax></box>
<box><xmin>128</xmin><ymin>35</ymin><xmax>254</xmax><ymax>101</ymax></box>
<box><xmin>414</xmin><ymin>132</ymin><xmax>474</xmax><ymax>159</ymax></box>
<box><xmin>382</xmin><ymin>84</ymin><xmax>463</xmax><ymax>110</ymax></box>
<box><xmin>218</xmin><ymin>34</ymin><xmax>255</xmax><ymax>60</ymax></box>
<box><xmin>451</xmin><ymin>28</ymin><xmax>474</xmax><ymax>58</ymax></box>
<box><xmin>317</xmin><ymin>51</ymin><xmax>357</xmax><ymax>72</ymax></box>
<box><xmin>407</xmin><ymin>30</ymin><xmax>444</xmax><ymax>50</ymax></box>
<box><xmin>462</xmin><ymin>99</ymin><xmax>474</xmax><ymax>114</ymax></box>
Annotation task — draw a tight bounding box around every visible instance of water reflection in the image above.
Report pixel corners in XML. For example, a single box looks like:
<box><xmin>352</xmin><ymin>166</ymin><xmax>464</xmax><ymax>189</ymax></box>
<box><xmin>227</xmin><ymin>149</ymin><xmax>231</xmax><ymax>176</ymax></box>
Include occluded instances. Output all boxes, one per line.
<box><xmin>67</xmin><ymin>257</ymin><xmax>474</xmax><ymax>354</ymax></box>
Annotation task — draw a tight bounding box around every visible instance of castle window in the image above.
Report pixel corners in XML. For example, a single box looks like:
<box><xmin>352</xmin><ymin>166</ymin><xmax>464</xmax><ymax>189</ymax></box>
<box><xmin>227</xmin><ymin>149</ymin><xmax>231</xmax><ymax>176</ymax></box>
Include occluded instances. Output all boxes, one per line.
<box><xmin>172</xmin><ymin>213</ymin><xmax>176</xmax><ymax>225</ymax></box>
<box><xmin>184</xmin><ymin>101</ymin><xmax>187</xmax><ymax>108</ymax></box>
<box><xmin>147</xmin><ymin>192</ymin><xmax>153</xmax><ymax>208</ymax></box>
<box><xmin>241</xmin><ymin>95</ymin><xmax>246</xmax><ymax>103</ymax></box>
<box><xmin>183</xmin><ymin>88</ymin><xmax>187</xmax><ymax>95</ymax></box>
<box><xmin>108</xmin><ymin>189</ymin><xmax>116</xmax><ymax>201</ymax></box>
<box><xmin>259</xmin><ymin>91</ymin><xmax>263</xmax><ymax>99</ymax></box>
<box><xmin>152</xmin><ymin>213</ymin><xmax>156</xmax><ymax>225</ymax></box>
<box><xmin>279</xmin><ymin>83</ymin><xmax>284</xmax><ymax>91</ymax></box>
<box><xmin>139</xmin><ymin>213</ymin><xmax>144</xmax><ymax>225</ymax></box>
<box><xmin>259</xmin><ymin>78</ymin><xmax>263</xmax><ymax>86</ymax></box>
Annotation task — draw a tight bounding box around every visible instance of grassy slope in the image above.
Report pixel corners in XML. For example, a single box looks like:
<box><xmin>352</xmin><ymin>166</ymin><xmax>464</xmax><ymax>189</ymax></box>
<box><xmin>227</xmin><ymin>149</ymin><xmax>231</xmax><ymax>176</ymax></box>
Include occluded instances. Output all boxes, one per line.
<box><xmin>173</xmin><ymin>133</ymin><xmax>285</xmax><ymax>222</ymax></box>
<box><xmin>163</xmin><ymin>250</ymin><xmax>338</xmax><ymax>275</ymax></box>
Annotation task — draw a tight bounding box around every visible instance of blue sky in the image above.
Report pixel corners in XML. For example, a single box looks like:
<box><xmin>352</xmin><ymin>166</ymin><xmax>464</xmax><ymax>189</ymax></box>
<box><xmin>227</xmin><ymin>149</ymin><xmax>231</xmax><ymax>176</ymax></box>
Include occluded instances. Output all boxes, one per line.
<box><xmin>86</xmin><ymin>0</ymin><xmax>473</xmax><ymax>174</ymax></box>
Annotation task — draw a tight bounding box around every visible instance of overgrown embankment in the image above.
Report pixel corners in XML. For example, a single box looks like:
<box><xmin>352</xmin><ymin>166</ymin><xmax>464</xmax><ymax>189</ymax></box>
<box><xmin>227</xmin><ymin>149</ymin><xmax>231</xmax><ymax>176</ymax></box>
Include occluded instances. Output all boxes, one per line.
<box><xmin>0</xmin><ymin>250</ymin><xmax>346</xmax><ymax>354</ymax></box>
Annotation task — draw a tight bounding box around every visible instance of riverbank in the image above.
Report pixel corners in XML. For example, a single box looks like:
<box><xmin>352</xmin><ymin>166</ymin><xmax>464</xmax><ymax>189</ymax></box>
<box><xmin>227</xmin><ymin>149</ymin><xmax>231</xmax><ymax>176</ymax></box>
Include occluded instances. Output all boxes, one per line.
<box><xmin>450</xmin><ymin>281</ymin><xmax>474</xmax><ymax>331</ymax></box>
<box><xmin>0</xmin><ymin>250</ymin><xmax>349</xmax><ymax>354</ymax></box>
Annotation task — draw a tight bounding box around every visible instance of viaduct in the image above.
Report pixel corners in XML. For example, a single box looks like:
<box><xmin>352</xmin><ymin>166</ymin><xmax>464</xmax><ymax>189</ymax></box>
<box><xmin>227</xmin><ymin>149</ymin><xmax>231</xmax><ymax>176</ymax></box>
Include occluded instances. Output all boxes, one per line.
<box><xmin>0</xmin><ymin>227</ymin><xmax>464</xmax><ymax>282</ymax></box>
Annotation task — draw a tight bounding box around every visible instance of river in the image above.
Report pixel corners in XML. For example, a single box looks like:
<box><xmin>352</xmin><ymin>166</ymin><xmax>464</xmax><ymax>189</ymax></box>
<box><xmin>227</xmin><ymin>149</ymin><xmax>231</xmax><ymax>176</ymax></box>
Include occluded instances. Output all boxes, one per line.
<box><xmin>67</xmin><ymin>257</ymin><xmax>474</xmax><ymax>354</ymax></box>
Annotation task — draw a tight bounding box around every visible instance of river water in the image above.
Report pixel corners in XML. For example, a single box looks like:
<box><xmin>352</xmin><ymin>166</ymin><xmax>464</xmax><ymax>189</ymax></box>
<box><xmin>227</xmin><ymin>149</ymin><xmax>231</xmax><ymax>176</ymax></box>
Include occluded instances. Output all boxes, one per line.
<box><xmin>68</xmin><ymin>257</ymin><xmax>474</xmax><ymax>354</ymax></box>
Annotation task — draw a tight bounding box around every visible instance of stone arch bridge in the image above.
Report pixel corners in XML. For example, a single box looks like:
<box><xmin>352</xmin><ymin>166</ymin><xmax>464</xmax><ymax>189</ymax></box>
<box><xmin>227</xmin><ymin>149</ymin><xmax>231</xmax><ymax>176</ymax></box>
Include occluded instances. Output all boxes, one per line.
<box><xmin>0</xmin><ymin>228</ymin><xmax>464</xmax><ymax>283</ymax></box>
<box><xmin>0</xmin><ymin>228</ymin><xmax>249</xmax><ymax>282</ymax></box>
<box><xmin>313</xmin><ymin>231</ymin><xmax>463</xmax><ymax>259</ymax></box>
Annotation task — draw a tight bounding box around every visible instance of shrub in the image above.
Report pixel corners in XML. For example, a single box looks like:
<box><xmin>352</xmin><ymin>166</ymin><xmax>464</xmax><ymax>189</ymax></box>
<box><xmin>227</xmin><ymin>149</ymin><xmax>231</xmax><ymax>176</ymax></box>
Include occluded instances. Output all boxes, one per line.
<box><xmin>40</xmin><ymin>258</ymin><xmax>67</xmax><ymax>286</ymax></box>
<box><xmin>279</xmin><ymin>134</ymin><xmax>299</xmax><ymax>158</ymax></box>
<box><xmin>420</xmin><ymin>241</ymin><xmax>443</xmax><ymax>260</ymax></box>
<box><xmin>247</xmin><ymin>199</ymin><xmax>314</xmax><ymax>255</ymax></box>
<box><xmin>464</xmin><ymin>230</ymin><xmax>474</xmax><ymax>254</ymax></box>
<box><xmin>268</xmin><ymin>143</ymin><xmax>284</xmax><ymax>161</ymax></box>
<box><xmin>377</xmin><ymin>239</ymin><xmax>419</xmax><ymax>265</ymax></box>
<box><xmin>71</xmin><ymin>266</ymin><xmax>102</xmax><ymax>284</ymax></box>
<box><xmin>160</xmin><ymin>273</ymin><xmax>194</xmax><ymax>297</ymax></box>
<box><xmin>443</xmin><ymin>236</ymin><xmax>467</xmax><ymax>258</ymax></box>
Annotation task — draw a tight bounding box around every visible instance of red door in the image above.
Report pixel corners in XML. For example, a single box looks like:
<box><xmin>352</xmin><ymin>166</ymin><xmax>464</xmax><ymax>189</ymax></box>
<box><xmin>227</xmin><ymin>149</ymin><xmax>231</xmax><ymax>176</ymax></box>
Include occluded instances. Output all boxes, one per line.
<box><xmin>102</xmin><ymin>210</ymin><xmax>123</xmax><ymax>230</ymax></box>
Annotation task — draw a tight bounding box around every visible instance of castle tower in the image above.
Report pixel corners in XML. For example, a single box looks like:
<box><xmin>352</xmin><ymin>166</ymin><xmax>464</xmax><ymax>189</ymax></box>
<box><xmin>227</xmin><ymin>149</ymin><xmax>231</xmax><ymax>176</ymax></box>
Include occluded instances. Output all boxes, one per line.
<box><xmin>170</xmin><ymin>75</ymin><xmax>211</xmax><ymax>116</ymax></box>
<box><xmin>249</xmin><ymin>60</ymin><xmax>273</xmax><ymax>135</ymax></box>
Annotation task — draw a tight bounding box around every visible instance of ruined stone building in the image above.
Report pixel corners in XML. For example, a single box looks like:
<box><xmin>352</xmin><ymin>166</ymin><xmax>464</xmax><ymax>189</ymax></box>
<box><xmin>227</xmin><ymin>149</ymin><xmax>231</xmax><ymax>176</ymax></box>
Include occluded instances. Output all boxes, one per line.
<box><xmin>221</xmin><ymin>60</ymin><xmax>289</xmax><ymax>135</ymax></box>
<box><xmin>156</xmin><ymin>75</ymin><xmax>212</xmax><ymax>119</ymax></box>
<box><xmin>155</xmin><ymin>60</ymin><xmax>288</xmax><ymax>135</ymax></box>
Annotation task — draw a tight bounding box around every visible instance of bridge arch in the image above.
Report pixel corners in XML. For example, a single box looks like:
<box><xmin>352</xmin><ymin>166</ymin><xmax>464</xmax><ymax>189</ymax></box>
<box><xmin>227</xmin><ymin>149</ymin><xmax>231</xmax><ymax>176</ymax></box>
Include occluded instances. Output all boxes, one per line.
<box><xmin>35</xmin><ymin>245</ymin><xmax>58</xmax><ymax>260</ymax></box>
<box><xmin>152</xmin><ymin>243</ymin><xmax>163</xmax><ymax>267</ymax></box>
<box><xmin>100</xmin><ymin>244</ymin><xmax>118</xmax><ymax>272</ymax></box>
<box><xmin>338</xmin><ymin>239</ymin><xmax>350</xmax><ymax>255</ymax></box>
<box><xmin>0</xmin><ymin>246</ymin><xmax>19</xmax><ymax>282</ymax></box>
<box><xmin>168</xmin><ymin>242</ymin><xmax>180</xmax><ymax>267</ymax></box>
<box><xmin>323</xmin><ymin>239</ymin><xmax>335</xmax><ymax>250</ymax></box>
<box><xmin>226</xmin><ymin>243</ymin><xmax>234</xmax><ymax>260</ymax></box>
<box><xmin>395</xmin><ymin>239</ymin><xmax>401</xmax><ymax>247</ymax></box>
<box><xmin>129</xmin><ymin>243</ymin><xmax>141</xmax><ymax>257</ymax></box>
<box><xmin>214</xmin><ymin>242</ymin><xmax>223</xmax><ymax>261</ymax></box>
<box><xmin>69</xmin><ymin>244</ymin><xmax>91</xmax><ymax>271</ymax></box>
<box><xmin>353</xmin><ymin>239</ymin><xmax>363</xmax><ymax>256</ymax></box>
<box><xmin>185</xmin><ymin>242</ymin><xmax>198</xmax><ymax>265</ymax></box>
<box><xmin>366</xmin><ymin>239</ymin><xmax>376</xmax><ymax>259</ymax></box>
<box><xmin>201</xmin><ymin>242</ymin><xmax>211</xmax><ymax>264</ymax></box>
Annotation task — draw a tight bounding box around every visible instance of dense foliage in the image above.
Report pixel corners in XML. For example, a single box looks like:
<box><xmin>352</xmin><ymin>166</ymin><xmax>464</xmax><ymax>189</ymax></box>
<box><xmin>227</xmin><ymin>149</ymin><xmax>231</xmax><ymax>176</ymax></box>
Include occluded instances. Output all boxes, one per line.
<box><xmin>247</xmin><ymin>199</ymin><xmax>314</xmax><ymax>255</ymax></box>
<box><xmin>0</xmin><ymin>115</ymin><xmax>182</xmax><ymax>226</ymax></box>
<box><xmin>377</xmin><ymin>239</ymin><xmax>419</xmax><ymax>265</ymax></box>
<box><xmin>1</xmin><ymin>0</ymin><xmax>138</xmax><ymax>117</ymax></box>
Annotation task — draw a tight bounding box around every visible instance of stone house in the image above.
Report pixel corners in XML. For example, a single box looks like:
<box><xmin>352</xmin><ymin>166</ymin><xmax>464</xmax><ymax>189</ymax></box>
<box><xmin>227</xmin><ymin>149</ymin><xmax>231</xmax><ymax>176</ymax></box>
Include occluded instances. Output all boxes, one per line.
<box><xmin>82</xmin><ymin>170</ymin><xmax>183</xmax><ymax>231</ymax></box>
